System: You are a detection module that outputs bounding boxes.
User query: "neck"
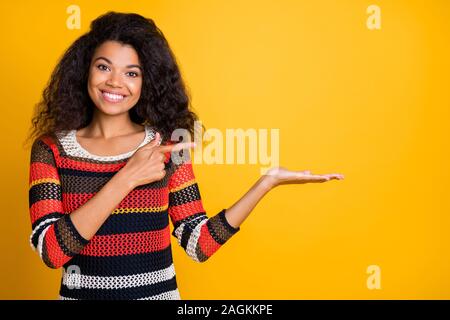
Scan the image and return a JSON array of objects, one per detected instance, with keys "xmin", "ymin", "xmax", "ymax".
[{"xmin": 82, "ymin": 111, "xmax": 142, "ymax": 139}]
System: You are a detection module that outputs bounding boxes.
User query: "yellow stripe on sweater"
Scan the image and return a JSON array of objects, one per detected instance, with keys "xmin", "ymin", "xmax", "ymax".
[
  {"xmin": 112, "ymin": 204, "xmax": 169, "ymax": 214},
  {"xmin": 30, "ymin": 178, "xmax": 60, "ymax": 187},
  {"xmin": 169, "ymin": 179, "xmax": 196, "ymax": 193}
]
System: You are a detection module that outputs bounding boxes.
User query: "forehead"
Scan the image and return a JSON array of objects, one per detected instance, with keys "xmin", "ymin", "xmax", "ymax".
[{"xmin": 92, "ymin": 41, "xmax": 140, "ymax": 65}]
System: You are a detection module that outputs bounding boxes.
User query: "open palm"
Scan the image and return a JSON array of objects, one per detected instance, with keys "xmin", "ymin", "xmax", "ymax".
[{"xmin": 265, "ymin": 166, "xmax": 344, "ymax": 187}]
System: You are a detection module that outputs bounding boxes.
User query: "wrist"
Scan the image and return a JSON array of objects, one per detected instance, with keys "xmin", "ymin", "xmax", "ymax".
[
  {"xmin": 258, "ymin": 174, "xmax": 276, "ymax": 193},
  {"xmin": 114, "ymin": 168, "xmax": 137, "ymax": 192}
]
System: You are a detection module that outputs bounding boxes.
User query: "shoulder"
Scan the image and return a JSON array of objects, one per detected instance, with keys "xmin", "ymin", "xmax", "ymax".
[{"xmin": 30, "ymin": 134, "xmax": 60, "ymax": 163}]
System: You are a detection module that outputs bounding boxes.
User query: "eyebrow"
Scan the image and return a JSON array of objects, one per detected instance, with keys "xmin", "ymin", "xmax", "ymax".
[{"xmin": 94, "ymin": 56, "xmax": 143, "ymax": 71}]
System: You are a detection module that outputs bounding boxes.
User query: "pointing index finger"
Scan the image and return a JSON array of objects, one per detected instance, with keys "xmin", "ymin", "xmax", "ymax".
[{"xmin": 157, "ymin": 142, "xmax": 196, "ymax": 153}]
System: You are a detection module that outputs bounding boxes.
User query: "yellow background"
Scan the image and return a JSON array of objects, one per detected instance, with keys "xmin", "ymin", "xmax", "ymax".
[{"xmin": 0, "ymin": 0, "xmax": 449, "ymax": 299}]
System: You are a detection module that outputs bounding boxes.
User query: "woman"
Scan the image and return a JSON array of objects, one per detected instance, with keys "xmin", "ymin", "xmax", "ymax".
[{"xmin": 27, "ymin": 11, "xmax": 344, "ymax": 300}]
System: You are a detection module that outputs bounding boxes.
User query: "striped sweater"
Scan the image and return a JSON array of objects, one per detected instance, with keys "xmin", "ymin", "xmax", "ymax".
[{"xmin": 28, "ymin": 125, "xmax": 240, "ymax": 300}]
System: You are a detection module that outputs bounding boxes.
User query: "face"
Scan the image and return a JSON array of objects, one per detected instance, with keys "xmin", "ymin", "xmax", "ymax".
[{"xmin": 87, "ymin": 40, "xmax": 143, "ymax": 116}]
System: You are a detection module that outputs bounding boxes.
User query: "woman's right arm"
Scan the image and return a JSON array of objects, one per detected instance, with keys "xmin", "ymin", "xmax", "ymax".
[
  {"xmin": 29, "ymin": 136, "xmax": 160, "ymax": 269},
  {"xmin": 71, "ymin": 133, "xmax": 194, "ymax": 240},
  {"xmin": 29, "ymin": 133, "xmax": 193, "ymax": 269},
  {"xmin": 68, "ymin": 167, "xmax": 136, "ymax": 240}
]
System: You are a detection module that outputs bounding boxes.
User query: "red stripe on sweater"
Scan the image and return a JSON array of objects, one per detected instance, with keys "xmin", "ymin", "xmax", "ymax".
[
  {"xmin": 29, "ymin": 162, "xmax": 59, "ymax": 182},
  {"xmin": 168, "ymin": 200, "xmax": 205, "ymax": 224},
  {"xmin": 40, "ymin": 136, "xmax": 125, "ymax": 173},
  {"xmin": 62, "ymin": 188, "xmax": 169, "ymax": 212},
  {"xmin": 79, "ymin": 226, "xmax": 171, "ymax": 257},
  {"xmin": 62, "ymin": 193, "xmax": 94, "ymax": 212},
  {"xmin": 197, "ymin": 223, "xmax": 221, "ymax": 257},
  {"xmin": 58, "ymin": 157, "xmax": 126, "ymax": 172},
  {"xmin": 30, "ymin": 199, "xmax": 63, "ymax": 223},
  {"xmin": 48, "ymin": 137, "xmax": 172, "ymax": 171},
  {"xmin": 168, "ymin": 162, "xmax": 195, "ymax": 190},
  {"xmin": 119, "ymin": 188, "xmax": 169, "ymax": 208}
]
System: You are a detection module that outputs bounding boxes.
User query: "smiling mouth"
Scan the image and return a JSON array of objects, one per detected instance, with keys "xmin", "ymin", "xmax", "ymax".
[{"xmin": 100, "ymin": 90, "xmax": 127, "ymax": 103}]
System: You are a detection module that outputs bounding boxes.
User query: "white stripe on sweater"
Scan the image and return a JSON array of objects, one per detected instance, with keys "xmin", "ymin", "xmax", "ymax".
[
  {"xmin": 61, "ymin": 263, "xmax": 177, "ymax": 290},
  {"xmin": 174, "ymin": 224, "xmax": 184, "ymax": 247},
  {"xmin": 37, "ymin": 225, "xmax": 52, "ymax": 258},
  {"xmin": 186, "ymin": 219, "xmax": 208, "ymax": 262},
  {"xmin": 173, "ymin": 215, "xmax": 208, "ymax": 262},
  {"xmin": 29, "ymin": 218, "xmax": 59, "ymax": 251}
]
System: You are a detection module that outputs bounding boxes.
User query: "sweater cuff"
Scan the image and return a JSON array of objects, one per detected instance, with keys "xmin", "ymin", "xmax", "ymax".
[
  {"xmin": 218, "ymin": 208, "xmax": 240, "ymax": 234},
  {"xmin": 54, "ymin": 214, "xmax": 90, "ymax": 257},
  {"xmin": 65, "ymin": 214, "xmax": 90, "ymax": 245},
  {"xmin": 205, "ymin": 209, "xmax": 240, "ymax": 247}
]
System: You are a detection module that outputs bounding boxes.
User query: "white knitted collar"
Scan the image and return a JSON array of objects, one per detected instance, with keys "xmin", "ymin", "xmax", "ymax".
[{"xmin": 56, "ymin": 125, "xmax": 156, "ymax": 161}]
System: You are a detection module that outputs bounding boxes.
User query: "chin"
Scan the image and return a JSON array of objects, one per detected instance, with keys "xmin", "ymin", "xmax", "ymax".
[{"xmin": 96, "ymin": 102, "xmax": 133, "ymax": 116}]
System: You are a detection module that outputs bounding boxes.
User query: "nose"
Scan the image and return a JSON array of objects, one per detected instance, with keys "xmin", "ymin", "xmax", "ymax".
[{"xmin": 105, "ymin": 71, "xmax": 123, "ymax": 88}]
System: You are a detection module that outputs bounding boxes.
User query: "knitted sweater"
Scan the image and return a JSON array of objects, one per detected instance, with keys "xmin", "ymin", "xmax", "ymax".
[{"xmin": 28, "ymin": 125, "xmax": 240, "ymax": 300}]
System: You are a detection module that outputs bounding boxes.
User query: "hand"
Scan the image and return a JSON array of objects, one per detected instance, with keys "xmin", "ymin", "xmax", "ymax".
[
  {"xmin": 263, "ymin": 166, "xmax": 344, "ymax": 189},
  {"xmin": 121, "ymin": 132, "xmax": 196, "ymax": 188}
]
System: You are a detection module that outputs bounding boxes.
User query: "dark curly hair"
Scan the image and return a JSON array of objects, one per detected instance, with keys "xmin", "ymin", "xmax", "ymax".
[{"xmin": 27, "ymin": 11, "xmax": 199, "ymax": 144}]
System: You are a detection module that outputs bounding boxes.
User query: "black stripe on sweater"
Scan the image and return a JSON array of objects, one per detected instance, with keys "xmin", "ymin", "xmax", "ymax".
[
  {"xmin": 95, "ymin": 211, "xmax": 169, "ymax": 235},
  {"xmin": 59, "ymin": 275, "xmax": 178, "ymax": 300},
  {"xmin": 168, "ymin": 183, "xmax": 201, "ymax": 206},
  {"xmin": 29, "ymin": 183, "xmax": 62, "ymax": 207},
  {"xmin": 63, "ymin": 246, "xmax": 174, "ymax": 277}
]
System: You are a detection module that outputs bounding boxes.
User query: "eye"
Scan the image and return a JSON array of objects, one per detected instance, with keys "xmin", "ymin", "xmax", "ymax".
[
  {"xmin": 97, "ymin": 64, "xmax": 110, "ymax": 71},
  {"xmin": 127, "ymin": 71, "xmax": 139, "ymax": 78}
]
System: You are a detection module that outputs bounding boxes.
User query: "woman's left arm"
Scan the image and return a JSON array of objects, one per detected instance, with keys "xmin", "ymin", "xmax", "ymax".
[
  {"xmin": 224, "ymin": 167, "xmax": 345, "ymax": 228},
  {"xmin": 168, "ymin": 160, "xmax": 344, "ymax": 263}
]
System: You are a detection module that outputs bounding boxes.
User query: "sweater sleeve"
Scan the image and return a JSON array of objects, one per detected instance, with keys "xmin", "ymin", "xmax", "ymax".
[
  {"xmin": 28, "ymin": 138, "xmax": 89, "ymax": 269},
  {"xmin": 168, "ymin": 157, "xmax": 240, "ymax": 263}
]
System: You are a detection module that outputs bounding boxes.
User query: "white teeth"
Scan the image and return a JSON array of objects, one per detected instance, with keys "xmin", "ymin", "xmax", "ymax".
[{"xmin": 102, "ymin": 91, "xmax": 124, "ymax": 100}]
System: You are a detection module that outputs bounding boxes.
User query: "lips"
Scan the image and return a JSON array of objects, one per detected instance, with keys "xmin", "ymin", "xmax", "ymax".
[{"xmin": 100, "ymin": 90, "xmax": 128, "ymax": 103}]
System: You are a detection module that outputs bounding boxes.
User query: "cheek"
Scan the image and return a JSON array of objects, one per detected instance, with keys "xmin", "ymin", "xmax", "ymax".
[
  {"xmin": 88, "ymin": 69, "xmax": 105, "ymax": 90},
  {"xmin": 129, "ymin": 80, "xmax": 143, "ymax": 98},
  {"xmin": 87, "ymin": 75, "xmax": 96, "ymax": 99}
]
